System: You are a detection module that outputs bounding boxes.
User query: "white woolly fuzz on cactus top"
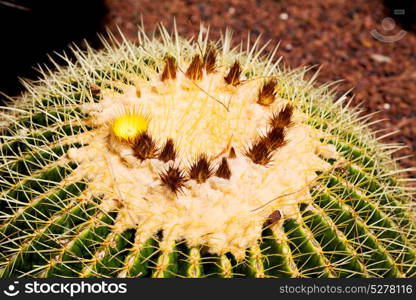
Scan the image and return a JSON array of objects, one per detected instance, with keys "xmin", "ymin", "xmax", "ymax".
[{"xmin": 66, "ymin": 56, "xmax": 338, "ymax": 260}]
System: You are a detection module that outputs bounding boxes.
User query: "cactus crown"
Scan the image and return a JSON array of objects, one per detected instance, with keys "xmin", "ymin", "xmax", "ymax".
[{"xmin": 0, "ymin": 25, "xmax": 415, "ymax": 278}]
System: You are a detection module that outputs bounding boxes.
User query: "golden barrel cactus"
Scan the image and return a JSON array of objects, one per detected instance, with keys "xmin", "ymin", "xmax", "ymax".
[{"xmin": 0, "ymin": 26, "xmax": 415, "ymax": 278}]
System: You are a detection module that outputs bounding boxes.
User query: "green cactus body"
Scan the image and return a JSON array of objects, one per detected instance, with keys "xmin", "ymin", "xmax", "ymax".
[{"xmin": 0, "ymin": 27, "xmax": 415, "ymax": 278}]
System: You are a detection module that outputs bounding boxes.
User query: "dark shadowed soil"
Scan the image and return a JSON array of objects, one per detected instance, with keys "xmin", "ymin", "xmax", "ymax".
[{"xmin": 0, "ymin": 0, "xmax": 107, "ymax": 96}]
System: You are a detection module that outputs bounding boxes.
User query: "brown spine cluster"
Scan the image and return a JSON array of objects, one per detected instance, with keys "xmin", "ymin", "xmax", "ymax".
[
  {"xmin": 158, "ymin": 138, "xmax": 176, "ymax": 162},
  {"xmin": 245, "ymin": 106, "xmax": 291, "ymax": 165},
  {"xmin": 264, "ymin": 126, "xmax": 286, "ymax": 150},
  {"xmin": 90, "ymin": 84, "xmax": 101, "ymax": 96},
  {"xmin": 269, "ymin": 104, "xmax": 294, "ymax": 128},
  {"xmin": 229, "ymin": 147, "xmax": 236, "ymax": 159},
  {"xmin": 133, "ymin": 132, "xmax": 158, "ymax": 161},
  {"xmin": 204, "ymin": 46, "xmax": 217, "ymax": 74},
  {"xmin": 186, "ymin": 55, "xmax": 204, "ymax": 81},
  {"xmin": 224, "ymin": 61, "xmax": 242, "ymax": 86},
  {"xmin": 161, "ymin": 56, "xmax": 177, "ymax": 81},
  {"xmin": 264, "ymin": 210, "xmax": 282, "ymax": 227},
  {"xmin": 159, "ymin": 165, "xmax": 187, "ymax": 195},
  {"xmin": 257, "ymin": 79, "xmax": 277, "ymax": 106},
  {"xmin": 244, "ymin": 140, "xmax": 274, "ymax": 166},
  {"xmin": 215, "ymin": 157, "xmax": 231, "ymax": 179},
  {"xmin": 188, "ymin": 154, "xmax": 214, "ymax": 183}
]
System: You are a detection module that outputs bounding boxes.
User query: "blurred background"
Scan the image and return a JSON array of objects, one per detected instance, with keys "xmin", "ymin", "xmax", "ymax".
[{"xmin": 0, "ymin": 0, "xmax": 415, "ymax": 182}]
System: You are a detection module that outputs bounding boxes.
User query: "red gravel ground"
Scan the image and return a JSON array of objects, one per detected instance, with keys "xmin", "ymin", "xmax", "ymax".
[{"xmin": 103, "ymin": 0, "xmax": 416, "ymax": 183}]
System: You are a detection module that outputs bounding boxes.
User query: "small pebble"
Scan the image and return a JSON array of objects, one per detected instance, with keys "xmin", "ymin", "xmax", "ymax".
[
  {"xmin": 280, "ymin": 12, "xmax": 289, "ymax": 20},
  {"xmin": 284, "ymin": 43, "xmax": 293, "ymax": 51},
  {"xmin": 370, "ymin": 53, "xmax": 391, "ymax": 63}
]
